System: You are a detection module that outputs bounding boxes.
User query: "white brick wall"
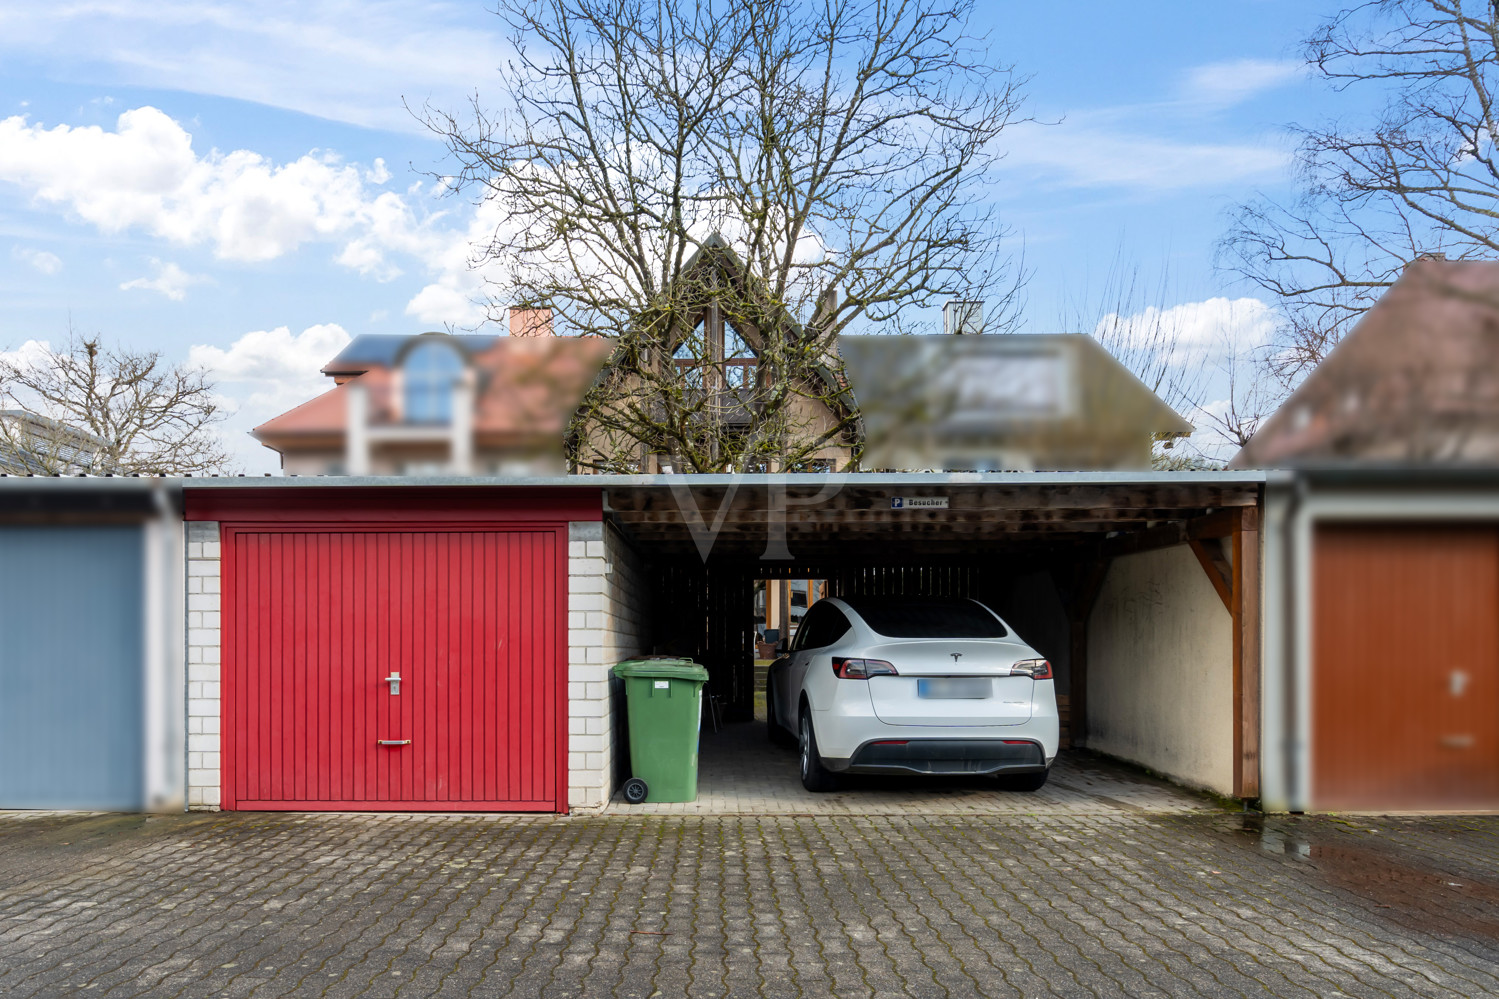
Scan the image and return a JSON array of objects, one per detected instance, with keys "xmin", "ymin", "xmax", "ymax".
[
  {"xmin": 184, "ymin": 520, "xmax": 222, "ymax": 810},
  {"xmin": 567, "ymin": 520, "xmax": 649, "ymax": 811}
]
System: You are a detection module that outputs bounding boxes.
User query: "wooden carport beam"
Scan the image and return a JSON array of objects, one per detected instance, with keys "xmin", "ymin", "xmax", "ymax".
[
  {"xmin": 1233, "ymin": 506, "xmax": 1262, "ymax": 800},
  {"xmin": 1186, "ymin": 507, "xmax": 1263, "ymax": 799},
  {"xmin": 1189, "ymin": 537, "xmax": 1233, "ymax": 612}
]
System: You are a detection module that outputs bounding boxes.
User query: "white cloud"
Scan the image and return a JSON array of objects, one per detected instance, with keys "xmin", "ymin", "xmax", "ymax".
[
  {"xmin": 402, "ymin": 197, "xmax": 510, "ymax": 327},
  {"xmin": 190, "ymin": 323, "xmax": 351, "ymax": 395},
  {"xmin": 1182, "ymin": 58, "xmax": 1303, "ymax": 107},
  {"xmin": 0, "ymin": 106, "xmax": 511, "ymax": 327},
  {"xmin": 0, "ymin": 107, "xmax": 404, "ymax": 263},
  {"xmin": 190, "ymin": 323, "xmax": 354, "ymax": 472},
  {"xmin": 11, "ymin": 246, "xmax": 61, "ymax": 274},
  {"xmin": 1000, "ymin": 58, "xmax": 1302, "ymax": 192},
  {"xmin": 1096, "ymin": 296, "xmax": 1279, "ymax": 366},
  {"xmin": 119, "ymin": 259, "xmax": 210, "ymax": 300},
  {"xmin": 0, "ymin": 339, "xmax": 55, "ymax": 371},
  {"xmin": 0, "ymin": 2, "xmax": 508, "ymax": 135},
  {"xmin": 1002, "ymin": 116, "xmax": 1290, "ymax": 191}
]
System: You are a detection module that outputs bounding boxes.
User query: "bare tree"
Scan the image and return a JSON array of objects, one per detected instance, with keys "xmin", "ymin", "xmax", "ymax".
[
  {"xmin": 1222, "ymin": 0, "xmax": 1499, "ymax": 386},
  {"xmin": 0, "ymin": 336, "xmax": 231, "ymax": 475},
  {"xmin": 1194, "ymin": 334, "xmax": 1279, "ymax": 459},
  {"xmin": 421, "ymin": 0, "xmax": 1027, "ymax": 472},
  {"xmin": 1063, "ymin": 250, "xmax": 1205, "ymax": 418},
  {"xmin": 1056, "ymin": 248, "xmax": 1221, "ymax": 465}
]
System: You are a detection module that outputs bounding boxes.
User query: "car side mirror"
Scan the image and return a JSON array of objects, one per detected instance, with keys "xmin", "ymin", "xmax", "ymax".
[{"xmin": 775, "ymin": 642, "xmax": 789, "ymax": 656}]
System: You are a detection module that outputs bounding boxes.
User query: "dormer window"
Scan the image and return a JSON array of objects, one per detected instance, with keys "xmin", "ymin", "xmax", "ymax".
[{"xmin": 403, "ymin": 339, "xmax": 464, "ymax": 423}]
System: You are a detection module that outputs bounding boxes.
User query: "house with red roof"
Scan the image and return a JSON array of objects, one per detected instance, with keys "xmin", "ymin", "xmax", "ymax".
[{"xmin": 252, "ymin": 311, "xmax": 612, "ymax": 476}]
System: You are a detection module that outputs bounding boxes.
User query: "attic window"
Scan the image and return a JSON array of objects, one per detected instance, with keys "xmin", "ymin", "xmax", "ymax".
[
  {"xmin": 673, "ymin": 321, "xmax": 757, "ymax": 390},
  {"xmin": 725, "ymin": 325, "xmax": 756, "ymax": 389},
  {"xmin": 404, "ymin": 340, "xmax": 463, "ymax": 423}
]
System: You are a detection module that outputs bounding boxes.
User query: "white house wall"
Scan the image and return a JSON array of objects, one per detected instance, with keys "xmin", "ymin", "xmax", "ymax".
[{"xmin": 1086, "ymin": 544, "xmax": 1235, "ymax": 796}]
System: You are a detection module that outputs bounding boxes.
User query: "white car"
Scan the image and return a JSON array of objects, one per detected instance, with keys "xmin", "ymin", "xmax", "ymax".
[{"xmin": 766, "ymin": 597, "xmax": 1059, "ymax": 792}]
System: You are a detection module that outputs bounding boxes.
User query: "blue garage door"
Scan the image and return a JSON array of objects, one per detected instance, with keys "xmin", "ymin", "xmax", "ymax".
[{"xmin": 0, "ymin": 526, "xmax": 144, "ymax": 809}]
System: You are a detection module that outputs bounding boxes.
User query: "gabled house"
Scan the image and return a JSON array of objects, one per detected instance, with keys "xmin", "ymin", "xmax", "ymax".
[
  {"xmin": 1231, "ymin": 257, "xmax": 1499, "ymax": 468},
  {"xmin": 570, "ymin": 234, "xmax": 856, "ymax": 473},
  {"xmin": 841, "ymin": 333, "xmax": 1193, "ymax": 471},
  {"xmin": 0, "ymin": 410, "xmax": 120, "ymax": 475},
  {"xmin": 253, "ymin": 316, "xmax": 612, "ymax": 476},
  {"xmin": 1241, "ymin": 259, "xmax": 1499, "ymax": 812}
]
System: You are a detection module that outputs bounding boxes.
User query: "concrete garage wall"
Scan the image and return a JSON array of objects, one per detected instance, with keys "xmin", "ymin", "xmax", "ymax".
[
  {"xmin": 567, "ymin": 521, "xmax": 650, "ymax": 811},
  {"xmin": 1086, "ymin": 544, "xmax": 1234, "ymax": 795}
]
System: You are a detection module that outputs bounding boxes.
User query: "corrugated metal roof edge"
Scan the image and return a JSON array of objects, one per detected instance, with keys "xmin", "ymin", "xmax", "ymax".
[
  {"xmin": 1262, "ymin": 462, "xmax": 1499, "ymax": 487},
  {"xmin": 0, "ymin": 469, "xmax": 1276, "ymax": 490}
]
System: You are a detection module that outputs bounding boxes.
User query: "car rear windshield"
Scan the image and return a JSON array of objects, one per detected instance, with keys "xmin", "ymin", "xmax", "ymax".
[{"xmin": 844, "ymin": 599, "xmax": 1008, "ymax": 638}]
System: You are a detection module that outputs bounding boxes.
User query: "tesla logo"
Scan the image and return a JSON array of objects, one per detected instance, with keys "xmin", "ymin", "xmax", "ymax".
[{"xmin": 950, "ymin": 652, "xmax": 963, "ymax": 663}]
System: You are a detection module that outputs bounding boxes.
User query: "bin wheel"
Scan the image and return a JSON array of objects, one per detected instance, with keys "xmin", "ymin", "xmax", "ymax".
[{"xmin": 623, "ymin": 778, "xmax": 649, "ymax": 804}]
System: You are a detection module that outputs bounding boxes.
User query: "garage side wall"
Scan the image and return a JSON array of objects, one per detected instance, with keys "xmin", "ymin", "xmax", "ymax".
[
  {"xmin": 1086, "ymin": 544, "xmax": 1234, "ymax": 795},
  {"xmin": 567, "ymin": 521, "xmax": 649, "ymax": 811},
  {"xmin": 184, "ymin": 520, "xmax": 222, "ymax": 810}
]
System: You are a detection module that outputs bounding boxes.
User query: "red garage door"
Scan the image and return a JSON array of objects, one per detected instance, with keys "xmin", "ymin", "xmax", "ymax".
[
  {"xmin": 222, "ymin": 526, "xmax": 565, "ymax": 811},
  {"xmin": 1313, "ymin": 525, "xmax": 1499, "ymax": 810}
]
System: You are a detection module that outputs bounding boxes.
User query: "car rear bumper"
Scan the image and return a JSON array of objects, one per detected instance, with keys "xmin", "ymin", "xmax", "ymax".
[{"xmin": 825, "ymin": 738, "xmax": 1048, "ymax": 776}]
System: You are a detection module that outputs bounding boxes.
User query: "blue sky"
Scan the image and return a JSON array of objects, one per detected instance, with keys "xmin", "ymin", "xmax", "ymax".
[{"xmin": 0, "ymin": 0, "xmax": 1345, "ymax": 472}]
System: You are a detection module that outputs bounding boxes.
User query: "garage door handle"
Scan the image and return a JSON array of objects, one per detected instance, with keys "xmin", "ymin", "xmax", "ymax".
[{"xmin": 377, "ymin": 739, "xmax": 411, "ymax": 746}]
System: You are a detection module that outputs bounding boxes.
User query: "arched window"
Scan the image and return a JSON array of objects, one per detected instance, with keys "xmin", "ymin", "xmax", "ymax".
[{"xmin": 403, "ymin": 340, "xmax": 464, "ymax": 423}]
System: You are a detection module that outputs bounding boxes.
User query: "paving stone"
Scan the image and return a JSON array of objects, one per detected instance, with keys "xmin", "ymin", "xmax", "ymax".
[
  {"xmin": 611, "ymin": 721, "xmax": 1216, "ymax": 815},
  {"xmin": 2, "ymin": 807, "xmax": 1499, "ymax": 997}
]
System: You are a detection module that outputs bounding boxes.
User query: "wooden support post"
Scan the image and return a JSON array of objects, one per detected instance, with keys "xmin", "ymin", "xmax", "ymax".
[{"xmin": 1232, "ymin": 506, "xmax": 1262, "ymax": 799}]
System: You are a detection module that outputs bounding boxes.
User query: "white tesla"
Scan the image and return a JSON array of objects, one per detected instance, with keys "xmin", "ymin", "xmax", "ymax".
[{"xmin": 765, "ymin": 597, "xmax": 1060, "ymax": 792}]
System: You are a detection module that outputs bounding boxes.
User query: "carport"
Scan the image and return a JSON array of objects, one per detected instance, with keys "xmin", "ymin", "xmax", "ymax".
[
  {"xmin": 598, "ymin": 471, "xmax": 1266, "ymax": 801},
  {"xmin": 176, "ymin": 470, "xmax": 1265, "ymax": 814}
]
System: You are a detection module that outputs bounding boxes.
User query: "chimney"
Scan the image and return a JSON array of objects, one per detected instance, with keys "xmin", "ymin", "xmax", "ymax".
[
  {"xmin": 1405, "ymin": 251, "xmax": 1448, "ymax": 271},
  {"xmin": 943, "ymin": 299, "xmax": 984, "ymax": 335},
  {"xmin": 814, "ymin": 286, "xmax": 838, "ymax": 329},
  {"xmin": 510, "ymin": 307, "xmax": 553, "ymax": 337}
]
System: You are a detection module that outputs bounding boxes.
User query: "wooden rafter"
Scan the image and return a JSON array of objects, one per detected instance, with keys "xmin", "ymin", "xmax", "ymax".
[{"xmin": 1189, "ymin": 537, "xmax": 1234, "ymax": 612}]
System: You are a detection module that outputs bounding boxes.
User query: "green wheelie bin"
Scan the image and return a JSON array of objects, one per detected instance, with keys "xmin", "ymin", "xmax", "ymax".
[{"xmin": 612, "ymin": 658, "xmax": 711, "ymax": 803}]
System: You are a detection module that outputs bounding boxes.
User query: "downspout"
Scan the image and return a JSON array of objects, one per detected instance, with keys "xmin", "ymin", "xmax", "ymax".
[
  {"xmin": 150, "ymin": 481, "xmax": 186, "ymax": 813},
  {"xmin": 1282, "ymin": 471, "xmax": 1309, "ymax": 812}
]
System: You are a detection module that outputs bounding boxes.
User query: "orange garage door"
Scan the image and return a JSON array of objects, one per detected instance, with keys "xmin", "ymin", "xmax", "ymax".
[
  {"xmin": 222, "ymin": 526, "xmax": 566, "ymax": 811},
  {"xmin": 1313, "ymin": 525, "xmax": 1499, "ymax": 810}
]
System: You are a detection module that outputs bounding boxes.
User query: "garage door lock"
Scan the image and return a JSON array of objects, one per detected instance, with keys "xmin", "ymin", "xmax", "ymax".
[{"xmin": 385, "ymin": 671, "xmax": 401, "ymax": 695}]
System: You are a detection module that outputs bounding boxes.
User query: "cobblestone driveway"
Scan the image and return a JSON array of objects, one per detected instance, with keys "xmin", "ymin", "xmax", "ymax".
[{"xmin": 2, "ymin": 810, "xmax": 1498, "ymax": 998}]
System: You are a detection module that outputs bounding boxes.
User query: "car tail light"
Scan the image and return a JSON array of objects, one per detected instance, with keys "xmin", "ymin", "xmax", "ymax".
[
  {"xmin": 1010, "ymin": 659, "xmax": 1052, "ymax": 680},
  {"xmin": 832, "ymin": 657, "xmax": 898, "ymax": 679}
]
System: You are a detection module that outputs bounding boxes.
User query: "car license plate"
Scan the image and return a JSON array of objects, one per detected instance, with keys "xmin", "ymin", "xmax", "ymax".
[{"xmin": 917, "ymin": 678, "xmax": 991, "ymax": 699}]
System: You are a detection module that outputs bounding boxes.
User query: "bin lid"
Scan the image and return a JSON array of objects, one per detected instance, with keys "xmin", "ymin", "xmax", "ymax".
[{"xmin": 612, "ymin": 657, "xmax": 710, "ymax": 682}]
